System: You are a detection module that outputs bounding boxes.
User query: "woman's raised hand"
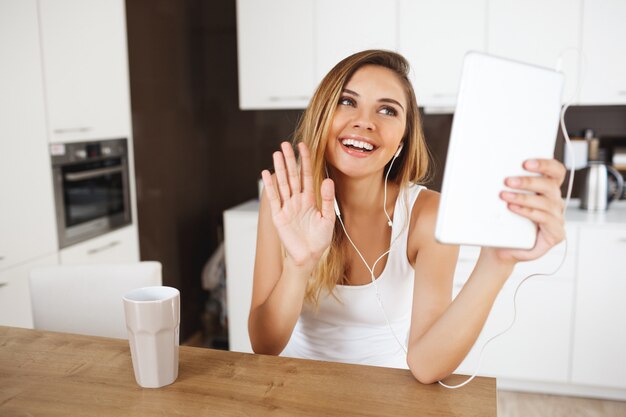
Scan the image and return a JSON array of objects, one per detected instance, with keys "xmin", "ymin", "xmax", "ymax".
[
  {"xmin": 261, "ymin": 142, "xmax": 336, "ymax": 270},
  {"xmin": 492, "ymin": 158, "xmax": 567, "ymax": 263}
]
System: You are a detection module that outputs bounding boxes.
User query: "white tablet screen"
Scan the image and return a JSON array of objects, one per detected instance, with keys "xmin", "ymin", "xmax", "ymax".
[{"xmin": 435, "ymin": 52, "xmax": 564, "ymax": 249}]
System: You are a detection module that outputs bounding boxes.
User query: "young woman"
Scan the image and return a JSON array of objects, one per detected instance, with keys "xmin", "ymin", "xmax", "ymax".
[{"xmin": 249, "ymin": 50, "xmax": 566, "ymax": 384}]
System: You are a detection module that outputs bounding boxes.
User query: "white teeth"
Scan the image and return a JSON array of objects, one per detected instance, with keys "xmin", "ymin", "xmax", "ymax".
[{"xmin": 341, "ymin": 138, "xmax": 374, "ymax": 151}]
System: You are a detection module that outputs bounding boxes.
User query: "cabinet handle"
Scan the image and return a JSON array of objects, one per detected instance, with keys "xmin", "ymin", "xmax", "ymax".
[
  {"xmin": 619, "ymin": 238, "xmax": 626, "ymax": 243},
  {"xmin": 87, "ymin": 240, "xmax": 120, "ymax": 255},
  {"xmin": 53, "ymin": 127, "xmax": 92, "ymax": 134},
  {"xmin": 0, "ymin": 256, "xmax": 4, "ymax": 261},
  {"xmin": 618, "ymin": 91, "xmax": 626, "ymax": 96},
  {"xmin": 268, "ymin": 96, "xmax": 310, "ymax": 102},
  {"xmin": 0, "ymin": 282, "xmax": 7, "ymax": 289}
]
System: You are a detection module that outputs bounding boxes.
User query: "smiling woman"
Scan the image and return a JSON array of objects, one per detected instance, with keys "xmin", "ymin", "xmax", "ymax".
[{"xmin": 248, "ymin": 50, "xmax": 567, "ymax": 385}]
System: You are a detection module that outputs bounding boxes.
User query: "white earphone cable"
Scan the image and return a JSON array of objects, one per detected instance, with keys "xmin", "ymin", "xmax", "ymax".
[
  {"xmin": 333, "ymin": 104, "xmax": 575, "ymax": 388},
  {"xmin": 333, "ymin": 153, "xmax": 409, "ymax": 354},
  {"xmin": 438, "ymin": 102, "xmax": 575, "ymax": 389},
  {"xmin": 335, "ymin": 214, "xmax": 409, "ymax": 355},
  {"xmin": 383, "ymin": 154, "xmax": 399, "ymax": 227}
]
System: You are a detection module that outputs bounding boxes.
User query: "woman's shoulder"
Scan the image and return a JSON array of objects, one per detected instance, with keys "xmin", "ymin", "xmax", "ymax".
[
  {"xmin": 405, "ymin": 183, "xmax": 439, "ymax": 217},
  {"xmin": 407, "ymin": 185, "xmax": 440, "ymax": 247}
]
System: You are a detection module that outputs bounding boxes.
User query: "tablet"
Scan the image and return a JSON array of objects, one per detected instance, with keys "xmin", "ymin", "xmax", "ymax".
[{"xmin": 435, "ymin": 52, "xmax": 564, "ymax": 249}]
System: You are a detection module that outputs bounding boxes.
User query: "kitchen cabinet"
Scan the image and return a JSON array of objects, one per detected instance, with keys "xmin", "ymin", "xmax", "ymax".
[
  {"xmin": 487, "ymin": 0, "xmax": 581, "ymax": 105},
  {"xmin": 223, "ymin": 201, "xmax": 259, "ymax": 353},
  {"xmin": 398, "ymin": 0, "xmax": 487, "ymax": 110},
  {"xmin": 315, "ymin": 0, "xmax": 397, "ymax": 81},
  {"xmin": 0, "ymin": 254, "xmax": 58, "ymax": 328},
  {"xmin": 236, "ymin": 0, "xmax": 397, "ymax": 110},
  {"xmin": 0, "ymin": 0, "xmax": 58, "ymax": 272},
  {"xmin": 236, "ymin": 0, "xmax": 315, "ymax": 110},
  {"xmin": 38, "ymin": 0, "xmax": 131, "ymax": 142},
  {"xmin": 59, "ymin": 225, "xmax": 140, "ymax": 265},
  {"xmin": 571, "ymin": 225, "xmax": 626, "ymax": 389},
  {"xmin": 578, "ymin": 0, "xmax": 626, "ymax": 104},
  {"xmin": 454, "ymin": 228, "xmax": 577, "ymax": 384},
  {"xmin": 238, "ymin": 0, "xmax": 626, "ymax": 109}
]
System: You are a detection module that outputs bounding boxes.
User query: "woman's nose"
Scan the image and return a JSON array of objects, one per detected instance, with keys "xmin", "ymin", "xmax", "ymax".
[{"xmin": 351, "ymin": 109, "xmax": 375, "ymax": 131}]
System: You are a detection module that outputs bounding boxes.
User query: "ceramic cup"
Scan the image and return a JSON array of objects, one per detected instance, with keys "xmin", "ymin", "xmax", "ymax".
[{"xmin": 123, "ymin": 286, "xmax": 180, "ymax": 388}]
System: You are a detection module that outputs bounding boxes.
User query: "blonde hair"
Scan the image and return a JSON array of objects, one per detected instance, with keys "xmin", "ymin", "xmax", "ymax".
[{"xmin": 293, "ymin": 50, "xmax": 431, "ymax": 305}]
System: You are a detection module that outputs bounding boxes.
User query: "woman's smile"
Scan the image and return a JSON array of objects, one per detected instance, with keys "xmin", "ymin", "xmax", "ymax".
[{"xmin": 339, "ymin": 134, "xmax": 378, "ymax": 158}]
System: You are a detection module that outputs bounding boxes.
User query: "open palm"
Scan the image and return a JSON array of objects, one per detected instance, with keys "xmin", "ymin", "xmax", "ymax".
[{"xmin": 261, "ymin": 142, "xmax": 336, "ymax": 269}]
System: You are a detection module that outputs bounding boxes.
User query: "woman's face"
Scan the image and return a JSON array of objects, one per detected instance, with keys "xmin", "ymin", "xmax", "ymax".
[{"xmin": 325, "ymin": 64, "xmax": 407, "ymax": 180}]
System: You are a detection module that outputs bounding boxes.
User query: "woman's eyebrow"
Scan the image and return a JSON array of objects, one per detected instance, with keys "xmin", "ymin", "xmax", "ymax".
[
  {"xmin": 380, "ymin": 98, "xmax": 405, "ymax": 112},
  {"xmin": 342, "ymin": 88, "xmax": 405, "ymax": 112}
]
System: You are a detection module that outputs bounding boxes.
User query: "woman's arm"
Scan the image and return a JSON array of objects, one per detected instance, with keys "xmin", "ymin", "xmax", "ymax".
[
  {"xmin": 248, "ymin": 142, "xmax": 336, "ymax": 355},
  {"xmin": 406, "ymin": 159, "xmax": 566, "ymax": 384}
]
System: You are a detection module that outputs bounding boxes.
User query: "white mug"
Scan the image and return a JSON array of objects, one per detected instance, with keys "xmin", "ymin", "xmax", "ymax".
[{"xmin": 123, "ymin": 286, "xmax": 180, "ymax": 388}]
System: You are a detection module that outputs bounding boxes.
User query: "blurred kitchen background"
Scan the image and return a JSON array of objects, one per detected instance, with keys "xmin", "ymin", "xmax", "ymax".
[
  {"xmin": 2, "ymin": 0, "xmax": 626, "ymax": 412},
  {"xmin": 124, "ymin": 0, "xmax": 626, "ymax": 343}
]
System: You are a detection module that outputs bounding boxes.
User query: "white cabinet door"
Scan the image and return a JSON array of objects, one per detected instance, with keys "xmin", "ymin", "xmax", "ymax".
[
  {"xmin": 59, "ymin": 226, "xmax": 139, "ymax": 265},
  {"xmin": 236, "ymin": 0, "xmax": 315, "ymax": 110},
  {"xmin": 398, "ymin": 0, "xmax": 487, "ymax": 110},
  {"xmin": 572, "ymin": 226, "xmax": 626, "ymax": 389},
  {"xmin": 454, "ymin": 229, "xmax": 577, "ymax": 383},
  {"xmin": 0, "ymin": 254, "xmax": 58, "ymax": 328},
  {"xmin": 0, "ymin": 0, "xmax": 58, "ymax": 272},
  {"xmin": 38, "ymin": 0, "xmax": 131, "ymax": 142},
  {"xmin": 578, "ymin": 0, "xmax": 626, "ymax": 104},
  {"xmin": 224, "ymin": 202, "xmax": 259, "ymax": 353},
  {"xmin": 487, "ymin": 0, "xmax": 581, "ymax": 104},
  {"xmin": 315, "ymin": 0, "xmax": 398, "ymax": 81}
]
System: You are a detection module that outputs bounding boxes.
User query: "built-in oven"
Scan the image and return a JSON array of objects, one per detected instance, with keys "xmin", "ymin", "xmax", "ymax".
[{"xmin": 51, "ymin": 138, "xmax": 132, "ymax": 248}]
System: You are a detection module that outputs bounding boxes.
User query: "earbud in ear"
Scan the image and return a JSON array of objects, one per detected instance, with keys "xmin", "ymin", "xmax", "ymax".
[{"xmin": 394, "ymin": 143, "xmax": 404, "ymax": 158}]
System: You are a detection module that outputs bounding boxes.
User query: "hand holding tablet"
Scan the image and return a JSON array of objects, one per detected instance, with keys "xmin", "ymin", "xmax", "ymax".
[{"xmin": 435, "ymin": 52, "xmax": 565, "ymax": 250}]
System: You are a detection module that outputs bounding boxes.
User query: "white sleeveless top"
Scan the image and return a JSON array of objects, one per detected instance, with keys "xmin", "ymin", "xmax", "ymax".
[{"xmin": 280, "ymin": 184, "xmax": 425, "ymax": 369}]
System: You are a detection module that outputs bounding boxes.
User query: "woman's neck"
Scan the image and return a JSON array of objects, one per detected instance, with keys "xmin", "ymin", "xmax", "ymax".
[{"xmin": 332, "ymin": 171, "xmax": 398, "ymax": 217}]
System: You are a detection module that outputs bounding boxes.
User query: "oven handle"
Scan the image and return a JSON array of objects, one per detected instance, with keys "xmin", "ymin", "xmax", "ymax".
[
  {"xmin": 87, "ymin": 240, "xmax": 120, "ymax": 255},
  {"xmin": 65, "ymin": 166, "xmax": 123, "ymax": 182}
]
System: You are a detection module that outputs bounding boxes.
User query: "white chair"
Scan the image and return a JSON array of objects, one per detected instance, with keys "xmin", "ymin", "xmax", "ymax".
[{"xmin": 29, "ymin": 261, "xmax": 162, "ymax": 339}]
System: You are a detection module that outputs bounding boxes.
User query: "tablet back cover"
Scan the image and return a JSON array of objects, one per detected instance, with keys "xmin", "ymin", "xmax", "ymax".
[{"xmin": 435, "ymin": 52, "xmax": 564, "ymax": 249}]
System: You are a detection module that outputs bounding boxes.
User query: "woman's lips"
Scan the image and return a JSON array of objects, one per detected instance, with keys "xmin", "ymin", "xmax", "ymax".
[{"xmin": 338, "ymin": 136, "xmax": 378, "ymax": 158}]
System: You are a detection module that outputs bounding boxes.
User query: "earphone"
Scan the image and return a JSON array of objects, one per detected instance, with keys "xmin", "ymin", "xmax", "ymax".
[
  {"xmin": 394, "ymin": 143, "xmax": 404, "ymax": 158},
  {"xmin": 384, "ymin": 143, "xmax": 403, "ymax": 226},
  {"xmin": 331, "ymin": 113, "xmax": 576, "ymax": 389}
]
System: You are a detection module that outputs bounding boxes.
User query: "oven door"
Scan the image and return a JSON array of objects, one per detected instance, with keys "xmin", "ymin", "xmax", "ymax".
[{"xmin": 54, "ymin": 157, "xmax": 132, "ymax": 248}]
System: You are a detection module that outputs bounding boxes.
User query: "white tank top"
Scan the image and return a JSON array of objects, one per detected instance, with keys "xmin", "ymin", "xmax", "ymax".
[{"xmin": 280, "ymin": 184, "xmax": 425, "ymax": 369}]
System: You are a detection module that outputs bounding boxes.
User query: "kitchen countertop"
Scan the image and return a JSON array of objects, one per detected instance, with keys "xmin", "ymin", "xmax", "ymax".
[
  {"xmin": 226, "ymin": 198, "xmax": 626, "ymax": 226},
  {"xmin": 563, "ymin": 199, "xmax": 626, "ymax": 225}
]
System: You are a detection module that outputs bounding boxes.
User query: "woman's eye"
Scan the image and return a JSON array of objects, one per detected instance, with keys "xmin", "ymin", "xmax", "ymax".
[
  {"xmin": 379, "ymin": 106, "xmax": 397, "ymax": 116},
  {"xmin": 339, "ymin": 97, "xmax": 355, "ymax": 106}
]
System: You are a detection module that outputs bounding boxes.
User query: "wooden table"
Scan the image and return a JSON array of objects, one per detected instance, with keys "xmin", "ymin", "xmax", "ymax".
[{"xmin": 0, "ymin": 326, "xmax": 496, "ymax": 416}]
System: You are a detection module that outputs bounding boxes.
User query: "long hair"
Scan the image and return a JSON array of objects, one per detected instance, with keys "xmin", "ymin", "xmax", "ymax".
[{"xmin": 293, "ymin": 50, "xmax": 431, "ymax": 305}]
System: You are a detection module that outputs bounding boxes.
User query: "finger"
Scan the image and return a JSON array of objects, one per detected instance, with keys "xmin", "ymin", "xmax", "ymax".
[
  {"xmin": 505, "ymin": 175, "xmax": 561, "ymax": 200},
  {"xmin": 523, "ymin": 159, "xmax": 567, "ymax": 185},
  {"xmin": 261, "ymin": 170, "xmax": 282, "ymax": 215},
  {"xmin": 507, "ymin": 203, "xmax": 565, "ymax": 243},
  {"xmin": 320, "ymin": 178, "xmax": 336, "ymax": 220},
  {"xmin": 500, "ymin": 191, "xmax": 565, "ymax": 217},
  {"xmin": 273, "ymin": 151, "xmax": 291, "ymax": 202},
  {"xmin": 281, "ymin": 141, "xmax": 301, "ymax": 194},
  {"xmin": 299, "ymin": 142, "xmax": 314, "ymax": 194}
]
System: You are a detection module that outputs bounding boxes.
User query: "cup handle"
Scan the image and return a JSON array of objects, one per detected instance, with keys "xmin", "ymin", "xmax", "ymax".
[{"xmin": 607, "ymin": 165, "xmax": 625, "ymax": 203}]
